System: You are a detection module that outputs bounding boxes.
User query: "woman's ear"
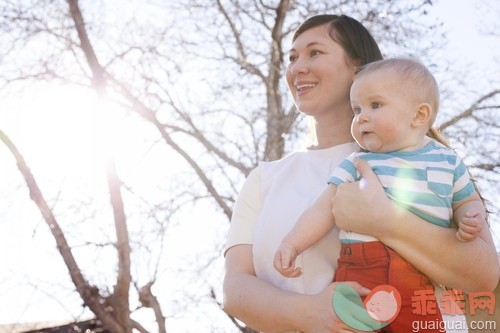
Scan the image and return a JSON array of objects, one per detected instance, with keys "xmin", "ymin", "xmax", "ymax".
[{"xmin": 412, "ymin": 103, "xmax": 432, "ymax": 127}]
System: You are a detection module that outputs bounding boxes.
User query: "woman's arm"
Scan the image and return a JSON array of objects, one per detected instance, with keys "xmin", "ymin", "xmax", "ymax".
[
  {"xmin": 223, "ymin": 244, "xmax": 371, "ymax": 333},
  {"xmin": 331, "ymin": 158, "xmax": 499, "ymax": 292}
]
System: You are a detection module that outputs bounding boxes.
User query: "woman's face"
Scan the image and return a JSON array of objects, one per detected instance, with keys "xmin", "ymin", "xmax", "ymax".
[{"xmin": 286, "ymin": 24, "xmax": 356, "ymax": 118}]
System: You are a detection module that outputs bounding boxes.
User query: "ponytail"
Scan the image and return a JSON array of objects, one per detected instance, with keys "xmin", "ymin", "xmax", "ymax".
[{"xmin": 426, "ymin": 127, "xmax": 450, "ymax": 147}]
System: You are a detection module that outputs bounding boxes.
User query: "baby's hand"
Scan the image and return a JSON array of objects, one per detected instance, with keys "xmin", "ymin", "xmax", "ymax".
[
  {"xmin": 273, "ymin": 242, "xmax": 302, "ymax": 278},
  {"xmin": 456, "ymin": 210, "xmax": 484, "ymax": 242}
]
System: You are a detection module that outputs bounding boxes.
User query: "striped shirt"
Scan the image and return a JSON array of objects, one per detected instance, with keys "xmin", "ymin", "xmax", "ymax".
[{"xmin": 328, "ymin": 140, "xmax": 475, "ymax": 243}]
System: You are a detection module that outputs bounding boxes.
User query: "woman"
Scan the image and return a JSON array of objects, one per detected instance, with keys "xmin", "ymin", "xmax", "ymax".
[{"xmin": 223, "ymin": 14, "xmax": 499, "ymax": 333}]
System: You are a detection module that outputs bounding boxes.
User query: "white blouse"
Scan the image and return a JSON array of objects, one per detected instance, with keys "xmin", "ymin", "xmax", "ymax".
[
  {"xmin": 226, "ymin": 142, "xmax": 358, "ymax": 294},
  {"xmin": 225, "ymin": 141, "xmax": 467, "ymax": 332}
]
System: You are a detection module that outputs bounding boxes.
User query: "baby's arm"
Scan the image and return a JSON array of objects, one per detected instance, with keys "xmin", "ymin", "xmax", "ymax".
[
  {"xmin": 453, "ymin": 191, "xmax": 486, "ymax": 242},
  {"xmin": 273, "ymin": 185, "xmax": 338, "ymax": 277}
]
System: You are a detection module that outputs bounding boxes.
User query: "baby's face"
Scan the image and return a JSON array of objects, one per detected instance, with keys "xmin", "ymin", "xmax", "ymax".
[{"xmin": 350, "ymin": 70, "xmax": 425, "ymax": 153}]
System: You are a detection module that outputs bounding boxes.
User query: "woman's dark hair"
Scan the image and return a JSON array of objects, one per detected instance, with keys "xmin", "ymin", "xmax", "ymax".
[{"xmin": 293, "ymin": 14, "xmax": 383, "ymax": 66}]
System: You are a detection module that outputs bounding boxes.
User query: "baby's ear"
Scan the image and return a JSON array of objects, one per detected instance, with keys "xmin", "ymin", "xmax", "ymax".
[{"xmin": 413, "ymin": 103, "xmax": 432, "ymax": 127}]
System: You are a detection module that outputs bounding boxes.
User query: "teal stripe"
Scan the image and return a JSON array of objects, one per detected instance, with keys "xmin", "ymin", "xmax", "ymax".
[
  {"xmin": 328, "ymin": 176, "xmax": 343, "ymax": 186},
  {"xmin": 337, "ymin": 159, "xmax": 357, "ymax": 175},
  {"xmin": 455, "ymin": 161, "xmax": 468, "ymax": 179},
  {"xmin": 403, "ymin": 204, "xmax": 451, "ymax": 228},
  {"xmin": 454, "ymin": 183, "xmax": 474, "ymax": 202},
  {"xmin": 372, "ymin": 166, "xmax": 427, "ymax": 180},
  {"xmin": 328, "ymin": 159, "xmax": 358, "ymax": 184},
  {"xmin": 340, "ymin": 239, "xmax": 364, "ymax": 244},
  {"xmin": 398, "ymin": 153, "xmax": 457, "ymax": 164},
  {"xmin": 360, "ymin": 151, "xmax": 457, "ymax": 164},
  {"xmin": 386, "ymin": 188, "xmax": 452, "ymax": 207},
  {"xmin": 428, "ymin": 182, "xmax": 453, "ymax": 196}
]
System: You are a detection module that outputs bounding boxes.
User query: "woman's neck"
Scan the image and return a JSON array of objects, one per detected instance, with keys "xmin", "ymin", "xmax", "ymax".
[{"xmin": 310, "ymin": 110, "xmax": 355, "ymax": 150}]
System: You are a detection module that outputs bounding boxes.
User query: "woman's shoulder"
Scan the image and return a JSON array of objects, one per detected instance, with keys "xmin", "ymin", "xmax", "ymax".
[
  {"xmin": 260, "ymin": 150, "xmax": 307, "ymax": 167},
  {"xmin": 258, "ymin": 142, "xmax": 359, "ymax": 179},
  {"xmin": 261, "ymin": 142, "xmax": 359, "ymax": 169}
]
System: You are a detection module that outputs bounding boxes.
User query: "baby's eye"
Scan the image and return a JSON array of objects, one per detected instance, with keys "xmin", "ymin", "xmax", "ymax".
[
  {"xmin": 371, "ymin": 102, "xmax": 382, "ymax": 109},
  {"xmin": 352, "ymin": 106, "xmax": 361, "ymax": 115}
]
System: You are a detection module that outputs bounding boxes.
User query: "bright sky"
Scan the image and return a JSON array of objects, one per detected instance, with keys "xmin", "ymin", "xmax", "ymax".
[
  {"xmin": 432, "ymin": 0, "xmax": 500, "ymax": 247},
  {"xmin": 0, "ymin": 0, "xmax": 499, "ymax": 331},
  {"xmin": 435, "ymin": 0, "xmax": 499, "ymax": 62}
]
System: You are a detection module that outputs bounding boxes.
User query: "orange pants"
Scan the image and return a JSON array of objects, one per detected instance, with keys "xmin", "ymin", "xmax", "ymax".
[{"xmin": 334, "ymin": 241, "xmax": 443, "ymax": 332}]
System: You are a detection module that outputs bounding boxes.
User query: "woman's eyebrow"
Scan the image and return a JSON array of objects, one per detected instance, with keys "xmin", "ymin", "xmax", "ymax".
[{"xmin": 289, "ymin": 41, "xmax": 324, "ymax": 53}]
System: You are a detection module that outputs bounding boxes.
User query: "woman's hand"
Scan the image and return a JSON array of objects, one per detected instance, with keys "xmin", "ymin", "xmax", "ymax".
[
  {"xmin": 332, "ymin": 158, "xmax": 393, "ymax": 238},
  {"xmin": 299, "ymin": 282, "xmax": 374, "ymax": 333}
]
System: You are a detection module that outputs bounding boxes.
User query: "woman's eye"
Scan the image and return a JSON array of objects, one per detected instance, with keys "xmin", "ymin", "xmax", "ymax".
[
  {"xmin": 310, "ymin": 50, "xmax": 322, "ymax": 56},
  {"xmin": 289, "ymin": 54, "xmax": 297, "ymax": 63}
]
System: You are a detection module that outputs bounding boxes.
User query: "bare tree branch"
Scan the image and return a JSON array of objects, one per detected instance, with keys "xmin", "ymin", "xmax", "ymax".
[
  {"xmin": 68, "ymin": 1, "xmax": 132, "ymax": 331},
  {"xmin": 439, "ymin": 89, "xmax": 500, "ymax": 130},
  {"xmin": 0, "ymin": 129, "xmax": 123, "ymax": 333},
  {"xmin": 138, "ymin": 282, "xmax": 167, "ymax": 333},
  {"xmin": 216, "ymin": 0, "xmax": 265, "ymax": 80},
  {"xmin": 106, "ymin": 74, "xmax": 234, "ymax": 219}
]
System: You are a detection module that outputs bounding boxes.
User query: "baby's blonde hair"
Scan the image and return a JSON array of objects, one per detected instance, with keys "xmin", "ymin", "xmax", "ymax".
[{"xmin": 355, "ymin": 57, "xmax": 440, "ymax": 125}]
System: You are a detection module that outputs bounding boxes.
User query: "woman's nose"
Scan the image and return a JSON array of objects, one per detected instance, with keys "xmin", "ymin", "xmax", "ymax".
[{"xmin": 289, "ymin": 58, "xmax": 309, "ymax": 75}]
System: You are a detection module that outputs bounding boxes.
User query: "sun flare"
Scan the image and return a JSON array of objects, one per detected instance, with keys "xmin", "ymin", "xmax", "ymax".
[{"xmin": 2, "ymin": 84, "xmax": 131, "ymax": 184}]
